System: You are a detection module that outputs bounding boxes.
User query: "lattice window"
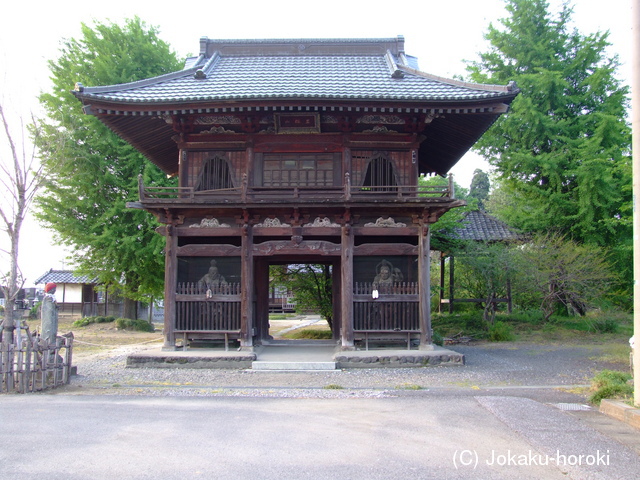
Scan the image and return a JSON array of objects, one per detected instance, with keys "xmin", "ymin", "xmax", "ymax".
[
  {"xmin": 362, "ymin": 153, "xmax": 399, "ymax": 191},
  {"xmin": 194, "ymin": 155, "xmax": 235, "ymax": 191},
  {"xmin": 261, "ymin": 153, "xmax": 336, "ymax": 187}
]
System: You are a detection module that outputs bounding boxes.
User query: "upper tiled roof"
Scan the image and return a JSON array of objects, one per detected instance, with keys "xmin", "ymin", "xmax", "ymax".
[
  {"xmin": 452, "ymin": 210, "xmax": 521, "ymax": 242},
  {"xmin": 74, "ymin": 37, "xmax": 517, "ymax": 107},
  {"xmin": 35, "ymin": 269, "xmax": 97, "ymax": 285}
]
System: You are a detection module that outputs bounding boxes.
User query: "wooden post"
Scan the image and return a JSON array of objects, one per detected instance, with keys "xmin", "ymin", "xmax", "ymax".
[
  {"xmin": 240, "ymin": 224, "xmax": 254, "ymax": 348},
  {"xmin": 163, "ymin": 223, "xmax": 178, "ymax": 348},
  {"xmin": 332, "ymin": 258, "xmax": 342, "ymax": 340},
  {"xmin": 439, "ymin": 253, "xmax": 445, "ymax": 313},
  {"xmin": 418, "ymin": 224, "xmax": 432, "ymax": 349},
  {"xmin": 340, "ymin": 223, "xmax": 354, "ymax": 348},
  {"xmin": 449, "ymin": 254, "xmax": 455, "ymax": 314},
  {"xmin": 254, "ymin": 259, "xmax": 269, "ymax": 341}
]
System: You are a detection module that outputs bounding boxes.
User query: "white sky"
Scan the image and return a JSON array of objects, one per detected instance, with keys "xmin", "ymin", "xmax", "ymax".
[{"xmin": 0, "ymin": 0, "xmax": 633, "ymax": 287}]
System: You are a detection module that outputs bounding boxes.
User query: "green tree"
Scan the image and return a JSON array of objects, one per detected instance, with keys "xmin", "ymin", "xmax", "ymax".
[
  {"xmin": 468, "ymin": 169, "xmax": 490, "ymax": 210},
  {"xmin": 270, "ymin": 264, "xmax": 333, "ymax": 330},
  {"xmin": 514, "ymin": 234, "xmax": 616, "ymax": 321},
  {"xmin": 451, "ymin": 241, "xmax": 514, "ymax": 323},
  {"xmin": 35, "ymin": 18, "xmax": 181, "ymax": 318},
  {"xmin": 467, "ymin": 0, "xmax": 631, "ymax": 251}
]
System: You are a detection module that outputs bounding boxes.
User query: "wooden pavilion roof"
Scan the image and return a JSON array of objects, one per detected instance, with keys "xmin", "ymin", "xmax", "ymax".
[{"xmin": 72, "ymin": 36, "xmax": 519, "ymax": 176}]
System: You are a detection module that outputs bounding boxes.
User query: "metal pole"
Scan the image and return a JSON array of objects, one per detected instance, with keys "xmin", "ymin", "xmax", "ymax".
[{"xmin": 632, "ymin": 0, "xmax": 640, "ymax": 406}]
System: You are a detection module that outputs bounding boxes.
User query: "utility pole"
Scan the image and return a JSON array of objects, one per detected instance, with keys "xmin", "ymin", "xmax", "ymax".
[{"xmin": 632, "ymin": 0, "xmax": 640, "ymax": 406}]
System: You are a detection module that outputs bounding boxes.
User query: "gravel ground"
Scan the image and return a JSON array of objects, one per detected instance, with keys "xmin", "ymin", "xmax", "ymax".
[{"xmin": 57, "ymin": 341, "xmax": 626, "ymax": 402}]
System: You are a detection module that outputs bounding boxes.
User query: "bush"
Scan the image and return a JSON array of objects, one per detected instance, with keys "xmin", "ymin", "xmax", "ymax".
[
  {"xmin": 488, "ymin": 321, "xmax": 515, "ymax": 342},
  {"xmin": 432, "ymin": 330, "xmax": 444, "ymax": 346},
  {"xmin": 114, "ymin": 317, "xmax": 155, "ymax": 332},
  {"xmin": 284, "ymin": 329, "xmax": 332, "ymax": 340},
  {"xmin": 72, "ymin": 315, "xmax": 117, "ymax": 327},
  {"xmin": 29, "ymin": 302, "xmax": 41, "ymax": 319},
  {"xmin": 589, "ymin": 370, "xmax": 633, "ymax": 405},
  {"xmin": 586, "ymin": 318, "xmax": 619, "ymax": 334}
]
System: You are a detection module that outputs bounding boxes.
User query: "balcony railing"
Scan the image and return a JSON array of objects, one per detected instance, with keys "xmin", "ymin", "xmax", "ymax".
[{"xmin": 137, "ymin": 174, "xmax": 454, "ymax": 204}]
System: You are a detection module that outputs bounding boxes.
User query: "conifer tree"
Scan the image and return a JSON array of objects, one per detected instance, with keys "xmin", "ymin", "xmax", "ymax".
[{"xmin": 467, "ymin": 0, "xmax": 631, "ymax": 249}]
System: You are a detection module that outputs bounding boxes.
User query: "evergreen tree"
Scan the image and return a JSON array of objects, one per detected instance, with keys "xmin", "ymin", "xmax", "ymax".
[
  {"xmin": 468, "ymin": 169, "xmax": 490, "ymax": 210},
  {"xmin": 467, "ymin": 0, "xmax": 631, "ymax": 250},
  {"xmin": 35, "ymin": 18, "xmax": 182, "ymax": 317}
]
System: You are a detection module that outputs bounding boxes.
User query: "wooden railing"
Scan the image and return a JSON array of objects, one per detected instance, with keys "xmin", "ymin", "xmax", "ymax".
[
  {"xmin": 175, "ymin": 282, "xmax": 241, "ymax": 332},
  {"xmin": 138, "ymin": 175, "xmax": 453, "ymax": 203},
  {"xmin": 353, "ymin": 282, "xmax": 419, "ymax": 332}
]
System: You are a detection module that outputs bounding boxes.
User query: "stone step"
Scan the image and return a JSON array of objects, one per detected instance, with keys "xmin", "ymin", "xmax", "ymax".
[{"xmin": 252, "ymin": 361, "xmax": 336, "ymax": 371}]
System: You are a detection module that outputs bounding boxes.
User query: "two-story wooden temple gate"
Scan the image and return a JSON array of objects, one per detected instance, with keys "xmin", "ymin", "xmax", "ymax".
[
  {"xmin": 72, "ymin": 36, "xmax": 518, "ymax": 351},
  {"xmin": 154, "ymin": 181, "xmax": 446, "ymax": 350}
]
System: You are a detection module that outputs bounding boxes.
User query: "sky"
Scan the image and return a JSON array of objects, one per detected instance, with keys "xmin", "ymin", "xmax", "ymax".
[{"xmin": 0, "ymin": 0, "xmax": 633, "ymax": 288}]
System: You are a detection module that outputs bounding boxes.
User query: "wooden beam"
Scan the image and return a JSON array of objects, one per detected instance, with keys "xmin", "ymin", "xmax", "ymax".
[
  {"xmin": 176, "ymin": 245, "xmax": 242, "ymax": 256},
  {"xmin": 354, "ymin": 243, "xmax": 418, "ymax": 256}
]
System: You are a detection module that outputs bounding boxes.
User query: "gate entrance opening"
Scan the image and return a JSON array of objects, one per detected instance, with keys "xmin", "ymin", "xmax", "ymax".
[{"xmin": 253, "ymin": 259, "xmax": 341, "ymax": 344}]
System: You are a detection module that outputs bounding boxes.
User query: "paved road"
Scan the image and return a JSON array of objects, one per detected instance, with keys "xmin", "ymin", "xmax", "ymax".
[{"xmin": 1, "ymin": 394, "xmax": 638, "ymax": 479}]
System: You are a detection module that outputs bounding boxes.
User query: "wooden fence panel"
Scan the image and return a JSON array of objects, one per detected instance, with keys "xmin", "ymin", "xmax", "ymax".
[
  {"xmin": 175, "ymin": 283, "xmax": 241, "ymax": 332},
  {"xmin": 353, "ymin": 282, "xmax": 419, "ymax": 332},
  {"xmin": 1, "ymin": 326, "xmax": 73, "ymax": 394}
]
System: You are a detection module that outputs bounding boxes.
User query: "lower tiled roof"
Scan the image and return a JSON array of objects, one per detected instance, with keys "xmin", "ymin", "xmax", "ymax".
[
  {"xmin": 452, "ymin": 210, "xmax": 521, "ymax": 242},
  {"xmin": 35, "ymin": 269, "xmax": 97, "ymax": 285}
]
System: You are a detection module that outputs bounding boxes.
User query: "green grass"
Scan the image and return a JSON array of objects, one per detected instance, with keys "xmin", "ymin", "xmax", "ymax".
[
  {"xmin": 589, "ymin": 369, "xmax": 633, "ymax": 405},
  {"xmin": 283, "ymin": 329, "xmax": 333, "ymax": 340},
  {"xmin": 431, "ymin": 309, "xmax": 633, "ymax": 345}
]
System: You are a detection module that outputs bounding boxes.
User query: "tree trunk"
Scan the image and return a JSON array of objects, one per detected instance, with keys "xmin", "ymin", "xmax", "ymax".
[{"xmin": 123, "ymin": 297, "xmax": 137, "ymax": 319}]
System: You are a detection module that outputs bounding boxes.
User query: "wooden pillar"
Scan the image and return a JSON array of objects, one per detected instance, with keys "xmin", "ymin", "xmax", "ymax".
[
  {"xmin": 340, "ymin": 223, "xmax": 354, "ymax": 348},
  {"xmin": 332, "ymin": 258, "xmax": 342, "ymax": 341},
  {"xmin": 449, "ymin": 254, "xmax": 455, "ymax": 314},
  {"xmin": 418, "ymin": 224, "xmax": 432, "ymax": 349},
  {"xmin": 439, "ymin": 253, "xmax": 446, "ymax": 314},
  {"xmin": 163, "ymin": 224, "xmax": 178, "ymax": 348},
  {"xmin": 240, "ymin": 224, "xmax": 254, "ymax": 349},
  {"xmin": 254, "ymin": 259, "xmax": 270, "ymax": 341}
]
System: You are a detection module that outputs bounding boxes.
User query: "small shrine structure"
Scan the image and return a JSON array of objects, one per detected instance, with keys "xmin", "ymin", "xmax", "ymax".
[{"xmin": 72, "ymin": 36, "xmax": 518, "ymax": 350}]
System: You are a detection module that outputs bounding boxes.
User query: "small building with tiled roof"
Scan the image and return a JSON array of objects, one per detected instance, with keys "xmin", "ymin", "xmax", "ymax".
[
  {"xmin": 73, "ymin": 36, "xmax": 518, "ymax": 351},
  {"xmin": 438, "ymin": 211, "xmax": 523, "ymax": 314},
  {"xmin": 35, "ymin": 269, "xmax": 98, "ymax": 316}
]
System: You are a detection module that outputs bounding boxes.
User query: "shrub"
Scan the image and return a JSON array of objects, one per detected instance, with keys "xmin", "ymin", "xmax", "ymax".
[
  {"xmin": 589, "ymin": 370, "xmax": 633, "ymax": 405},
  {"xmin": 488, "ymin": 321, "xmax": 515, "ymax": 342},
  {"xmin": 586, "ymin": 318, "xmax": 619, "ymax": 334},
  {"xmin": 29, "ymin": 302, "xmax": 41, "ymax": 319},
  {"xmin": 284, "ymin": 329, "xmax": 332, "ymax": 340},
  {"xmin": 72, "ymin": 315, "xmax": 117, "ymax": 327},
  {"xmin": 432, "ymin": 330, "xmax": 444, "ymax": 346},
  {"xmin": 114, "ymin": 317, "xmax": 155, "ymax": 332}
]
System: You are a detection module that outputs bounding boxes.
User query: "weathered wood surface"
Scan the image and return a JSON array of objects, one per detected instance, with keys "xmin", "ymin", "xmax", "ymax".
[{"xmin": 1, "ymin": 326, "xmax": 73, "ymax": 394}]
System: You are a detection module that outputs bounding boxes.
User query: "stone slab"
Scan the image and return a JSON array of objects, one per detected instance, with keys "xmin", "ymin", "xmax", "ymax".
[
  {"xmin": 126, "ymin": 347, "xmax": 255, "ymax": 369},
  {"xmin": 334, "ymin": 346, "xmax": 464, "ymax": 368},
  {"xmin": 125, "ymin": 344, "xmax": 463, "ymax": 369},
  {"xmin": 600, "ymin": 399, "xmax": 640, "ymax": 430},
  {"xmin": 252, "ymin": 361, "xmax": 337, "ymax": 371}
]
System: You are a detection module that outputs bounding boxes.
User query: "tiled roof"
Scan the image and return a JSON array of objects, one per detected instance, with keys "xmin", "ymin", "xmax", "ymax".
[
  {"xmin": 452, "ymin": 210, "xmax": 521, "ymax": 242},
  {"xmin": 74, "ymin": 38, "xmax": 517, "ymax": 106},
  {"xmin": 35, "ymin": 269, "xmax": 97, "ymax": 285}
]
